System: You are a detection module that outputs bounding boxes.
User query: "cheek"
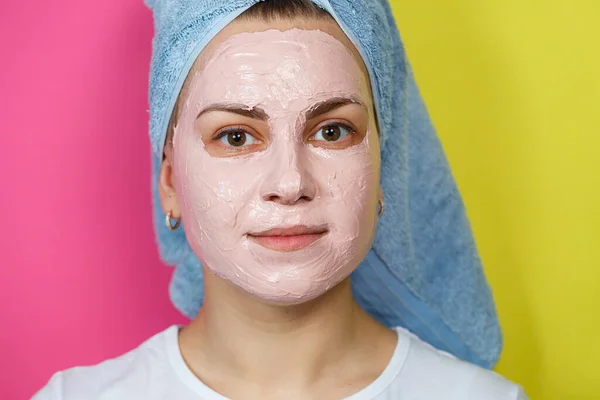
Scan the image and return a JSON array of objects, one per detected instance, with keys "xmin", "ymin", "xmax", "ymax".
[
  {"xmin": 316, "ymin": 144, "xmax": 380, "ymax": 230},
  {"xmin": 172, "ymin": 135, "xmax": 255, "ymax": 233}
]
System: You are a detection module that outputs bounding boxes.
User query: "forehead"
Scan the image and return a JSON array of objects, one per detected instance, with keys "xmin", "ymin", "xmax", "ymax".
[
  {"xmin": 196, "ymin": 17, "xmax": 369, "ymax": 77},
  {"xmin": 191, "ymin": 29, "xmax": 368, "ymax": 106},
  {"xmin": 182, "ymin": 19, "xmax": 372, "ymax": 108}
]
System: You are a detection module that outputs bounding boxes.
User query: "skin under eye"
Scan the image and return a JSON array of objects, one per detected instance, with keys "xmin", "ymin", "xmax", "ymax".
[
  {"xmin": 311, "ymin": 122, "xmax": 355, "ymax": 142},
  {"xmin": 214, "ymin": 128, "xmax": 259, "ymax": 148}
]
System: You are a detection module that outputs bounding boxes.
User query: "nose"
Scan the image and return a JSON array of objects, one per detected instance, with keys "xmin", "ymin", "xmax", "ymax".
[{"xmin": 260, "ymin": 152, "xmax": 317, "ymax": 205}]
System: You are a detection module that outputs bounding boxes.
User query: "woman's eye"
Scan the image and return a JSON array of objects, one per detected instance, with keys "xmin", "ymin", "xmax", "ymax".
[
  {"xmin": 312, "ymin": 123, "xmax": 353, "ymax": 142},
  {"xmin": 217, "ymin": 129, "xmax": 258, "ymax": 147}
]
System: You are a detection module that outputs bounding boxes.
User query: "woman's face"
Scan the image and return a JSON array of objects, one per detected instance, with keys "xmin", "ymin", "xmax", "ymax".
[{"xmin": 169, "ymin": 19, "xmax": 381, "ymax": 304}]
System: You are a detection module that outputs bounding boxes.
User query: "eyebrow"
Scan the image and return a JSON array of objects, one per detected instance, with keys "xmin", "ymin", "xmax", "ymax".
[
  {"xmin": 196, "ymin": 97, "xmax": 366, "ymax": 121},
  {"xmin": 197, "ymin": 103, "xmax": 269, "ymax": 121},
  {"xmin": 305, "ymin": 97, "xmax": 366, "ymax": 120}
]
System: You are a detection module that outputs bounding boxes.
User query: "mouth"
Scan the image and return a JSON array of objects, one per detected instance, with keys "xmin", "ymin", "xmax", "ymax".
[{"xmin": 247, "ymin": 225, "xmax": 329, "ymax": 252}]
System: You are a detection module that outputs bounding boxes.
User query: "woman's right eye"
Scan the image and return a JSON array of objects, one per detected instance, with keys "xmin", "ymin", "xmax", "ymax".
[{"xmin": 215, "ymin": 129, "xmax": 258, "ymax": 147}]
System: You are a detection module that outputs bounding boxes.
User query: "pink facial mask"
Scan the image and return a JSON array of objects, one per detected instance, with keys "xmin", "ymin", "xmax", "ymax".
[{"xmin": 172, "ymin": 29, "xmax": 381, "ymax": 303}]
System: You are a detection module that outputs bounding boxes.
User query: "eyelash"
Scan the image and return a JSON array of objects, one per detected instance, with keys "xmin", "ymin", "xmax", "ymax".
[
  {"xmin": 211, "ymin": 126, "xmax": 256, "ymax": 147},
  {"xmin": 214, "ymin": 126, "xmax": 250, "ymax": 139},
  {"xmin": 313, "ymin": 121, "xmax": 357, "ymax": 141}
]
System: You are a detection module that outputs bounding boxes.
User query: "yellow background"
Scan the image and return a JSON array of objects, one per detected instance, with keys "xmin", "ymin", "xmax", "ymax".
[{"xmin": 388, "ymin": 0, "xmax": 600, "ymax": 398}]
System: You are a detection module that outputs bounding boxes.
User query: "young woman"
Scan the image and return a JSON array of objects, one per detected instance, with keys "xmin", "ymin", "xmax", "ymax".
[{"xmin": 33, "ymin": 0, "xmax": 528, "ymax": 399}]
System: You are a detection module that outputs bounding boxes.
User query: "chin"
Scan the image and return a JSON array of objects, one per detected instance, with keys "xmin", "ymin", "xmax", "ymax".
[{"xmin": 237, "ymin": 273, "xmax": 350, "ymax": 306}]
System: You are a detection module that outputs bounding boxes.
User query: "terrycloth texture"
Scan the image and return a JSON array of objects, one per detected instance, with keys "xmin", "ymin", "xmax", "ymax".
[{"xmin": 145, "ymin": 0, "xmax": 503, "ymax": 368}]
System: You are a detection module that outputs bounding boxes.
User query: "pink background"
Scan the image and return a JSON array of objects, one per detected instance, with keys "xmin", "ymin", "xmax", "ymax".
[{"xmin": 0, "ymin": 2, "xmax": 188, "ymax": 398}]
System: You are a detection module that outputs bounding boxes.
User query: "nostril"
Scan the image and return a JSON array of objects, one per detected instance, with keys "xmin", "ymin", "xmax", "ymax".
[
  {"xmin": 266, "ymin": 193, "xmax": 312, "ymax": 205},
  {"xmin": 266, "ymin": 194, "xmax": 280, "ymax": 203}
]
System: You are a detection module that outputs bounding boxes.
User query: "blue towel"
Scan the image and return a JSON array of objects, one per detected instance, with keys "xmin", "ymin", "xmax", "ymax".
[{"xmin": 145, "ymin": 0, "xmax": 502, "ymax": 368}]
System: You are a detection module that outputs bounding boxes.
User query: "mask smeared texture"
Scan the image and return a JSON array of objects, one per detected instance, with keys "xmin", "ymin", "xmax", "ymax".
[
  {"xmin": 173, "ymin": 29, "xmax": 380, "ymax": 302},
  {"xmin": 145, "ymin": 0, "xmax": 503, "ymax": 369}
]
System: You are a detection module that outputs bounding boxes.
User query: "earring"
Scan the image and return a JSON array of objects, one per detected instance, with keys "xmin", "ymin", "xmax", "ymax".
[
  {"xmin": 378, "ymin": 198, "xmax": 385, "ymax": 217},
  {"xmin": 165, "ymin": 211, "xmax": 181, "ymax": 231}
]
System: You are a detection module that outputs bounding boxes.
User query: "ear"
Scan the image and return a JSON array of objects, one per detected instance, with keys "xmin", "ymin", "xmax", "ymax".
[{"xmin": 158, "ymin": 151, "xmax": 181, "ymax": 219}]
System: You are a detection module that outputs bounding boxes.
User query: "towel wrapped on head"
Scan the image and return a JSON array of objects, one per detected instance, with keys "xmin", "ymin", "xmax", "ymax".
[{"xmin": 145, "ymin": 0, "xmax": 503, "ymax": 368}]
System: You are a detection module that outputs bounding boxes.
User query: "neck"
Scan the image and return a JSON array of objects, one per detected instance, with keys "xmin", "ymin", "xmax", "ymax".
[{"xmin": 178, "ymin": 268, "xmax": 387, "ymax": 392}]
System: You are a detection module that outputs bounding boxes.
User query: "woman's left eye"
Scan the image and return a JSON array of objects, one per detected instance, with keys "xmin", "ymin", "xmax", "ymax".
[{"xmin": 312, "ymin": 123, "xmax": 353, "ymax": 142}]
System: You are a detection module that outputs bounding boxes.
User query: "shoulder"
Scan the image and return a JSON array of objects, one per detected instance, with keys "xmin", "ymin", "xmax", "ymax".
[
  {"xmin": 31, "ymin": 326, "xmax": 176, "ymax": 400},
  {"xmin": 389, "ymin": 327, "xmax": 528, "ymax": 400}
]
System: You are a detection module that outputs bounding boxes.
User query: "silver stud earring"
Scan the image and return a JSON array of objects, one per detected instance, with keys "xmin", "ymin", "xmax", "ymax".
[
  {"xmin": 165, "ymin": 211, "xmax": 181, "ymax": 231},
  {"xmin": 378, "ymin": 198, "xmax": 385, "ymax": 217}
]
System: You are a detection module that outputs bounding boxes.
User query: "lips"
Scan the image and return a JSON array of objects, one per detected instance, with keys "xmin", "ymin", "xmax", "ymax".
[{"xmin": 247, "ymin": 225, "xmax": 329, "ymax": 252}]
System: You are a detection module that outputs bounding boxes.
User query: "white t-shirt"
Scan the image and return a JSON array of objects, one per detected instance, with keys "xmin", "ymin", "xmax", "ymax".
[{"xmin": 32, "ymin": 325, "xmax": 528, "ymax": 400}]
